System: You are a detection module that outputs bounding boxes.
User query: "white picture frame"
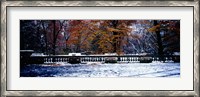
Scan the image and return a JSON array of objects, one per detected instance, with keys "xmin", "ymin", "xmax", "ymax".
[{"xmin": 1, "ymin": 0, "xmax": 199, "ymax": 97}]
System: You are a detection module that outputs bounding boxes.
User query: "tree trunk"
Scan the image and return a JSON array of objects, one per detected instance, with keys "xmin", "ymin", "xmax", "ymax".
[
  {"xmin": 41, "ymin": 21, "xmax": 48, "ymax": 55},
  {"xmin": 53, "ymin": 20, "xmax": 56, "ymax": 55},
  {"xmin": 112, "ymin": 20, "xmax": 119, "ymax": 54},
  {"xmin": 154, "ymin": 20, "xmax": 164, "ymax": 61}
]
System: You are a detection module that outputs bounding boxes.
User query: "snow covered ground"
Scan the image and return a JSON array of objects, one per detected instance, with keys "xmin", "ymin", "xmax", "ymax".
[{"xmin": 20, "ymin": 62, "xmax": 180, "ymax": 77}]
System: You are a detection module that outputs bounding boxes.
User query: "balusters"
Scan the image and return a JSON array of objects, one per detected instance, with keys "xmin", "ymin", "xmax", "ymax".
[
  {"xmin": 44, "ymin": 58, "xmax": 47, "ymax": 63},
  {"xmin": 153, "ymin": 57, "xmax": 157, "ymax": 62},
  {"xmin": 85, "ymin": 57, "xmax": 87, "ymax": 62},
  {"xmin": 124, "ymin": 57, "xmax": 126, "ymax": 62},
  {"xmin": 134, "ymin": 57, "xmax": 137, "ymax": 62},
  {"xmin": 56, "ymin": 58, "xmax": 58, "ymax": 62},
  {"xmin": 49, "ymin": 58, "xmax": 52, "ymax": 63},
  {"xmin": 129, "ymin": 57, "xmax": 132, "ymax": 62},
  {"xmin": 130, "ymin": 57, "xmax": 133, "ymax": 62},
  {"xmin": 48, "ymin": 58, "xmax": 50, "ymax": 63},
  {"xmin": 81, "ymin": 57, "xmax": 83, "ymax": 62},
  {"xmin": 132, "ymin": 57, "xmax": 135, "ymax": 62},
  {"xmin": 66, "ymin": 58, "xmax": 69, "ymax": 62},
  {"xmin": 55, "ymin": 58, "xmax": 58, "ymax": 62},
  {"xmin": 102, "ymin": 57, "xmax": 104, "ymax": 62},
  {"xmin": 128, "ymin": 57, "xmax": 130, "ymax": 62},
  {"xmin": 92, "ymin": 57, "xmax": 94, "ymax": 62},
  {"xmin": 83, "ymin": 57, "xmax": 86, "ymax": 62},
  {"xmin": 88, "ymin": 57, "xmax": 91, "ymax": 62},
  {"xmin": 153, "ymin": 57, "xmax": 159, "ymax": 62},
  {"xmin": 91, "ymin": 57, "xmax": 93, "ymax": 62},
  {"xmin": 86, "ymin": 57, "xmax": 89, "ymax": 62},
  {"xmin": 58, "ymin": 58, "xmax": 60, "ymax": 62},
  {"xmin": 31, "ymin": 55, "xmax": 180, "ymax": 65},
  {"xmin": 86, "ymin": 57, "xmax": 88, "ymax": 62},
  {"xmin": 121, "ymin": 57, "xmax": 123, "ymax": 62},
  {"xmin": 131, "ymin": 57, "xmax": 134, "ymax": 62},
  {"xmin": 84, "ymin": 57, "xmax": 86, "ymax": 62},
  {"xmin": 165, "ymin": 57, "xmax": 168, "ymax": 62},
  {"xmin": 43, "ymin": 57, "xmax": 71, "ymax": 63},
  {"xmin": 48, "ymin": 58, "xmax": 51, "ymax": 63},
  {"xmin": 136, "ymin": 57, "xmax": 138, "ymax": 62},
  {"xmin": 164, "ymin": 57, "xmax": 174, "ymax": 63},
  {"xmin": 153, "ymin": 57, "xmax": 158, "ymax": 62},
  {"xmin": 97, "ymin": 57, "xmax": 99, "ymax": 61},
  {"xmin": 44, "ymin": 58, "xmax": 46, "ymax": 63},
  {"xmin": 127, "ymin": 57, "xmax": 130, "ymax": 62}
]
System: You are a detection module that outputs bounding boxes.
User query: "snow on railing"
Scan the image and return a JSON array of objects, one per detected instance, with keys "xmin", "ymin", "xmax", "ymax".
[{"xmin": 26, "ymin": 54, "xmax": 179, "ymax": 64}]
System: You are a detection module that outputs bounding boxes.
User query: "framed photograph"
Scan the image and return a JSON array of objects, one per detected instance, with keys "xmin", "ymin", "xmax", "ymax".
[{"xmin": 1, "ymin": 0, "xmax": 199, "ymax": 97}]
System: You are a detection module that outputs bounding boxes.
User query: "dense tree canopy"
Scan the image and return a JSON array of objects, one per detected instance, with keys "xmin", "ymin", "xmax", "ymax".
[{"xmin": 20, "ymin": 20, "xmax": 180, "ymax": 55}]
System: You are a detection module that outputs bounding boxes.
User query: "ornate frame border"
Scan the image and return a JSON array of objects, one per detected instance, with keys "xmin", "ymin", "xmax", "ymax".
[{"xmin": 1, "ymin": 1, "xmax": 199, "ymax": 97}]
